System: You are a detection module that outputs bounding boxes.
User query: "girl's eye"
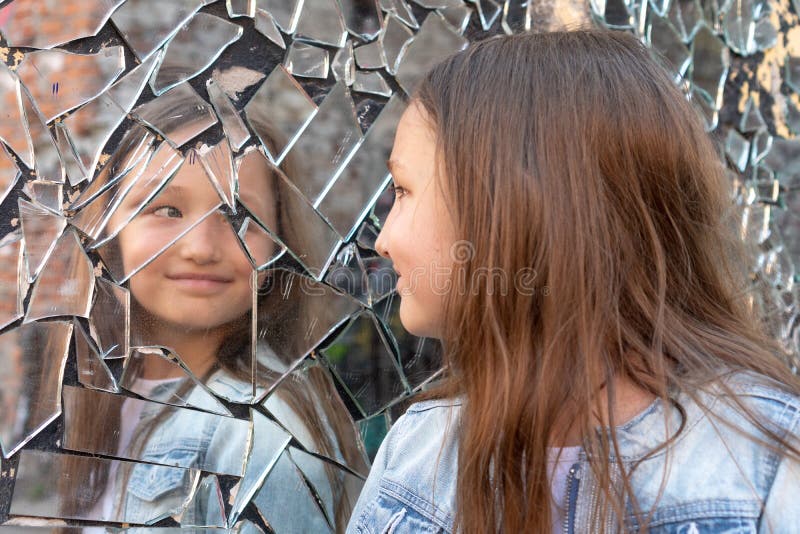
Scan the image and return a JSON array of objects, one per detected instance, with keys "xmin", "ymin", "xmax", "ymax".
[
  {"xmin": 389, "ymin": 184, "xmax": 407, "ymax": 199},
  {"xmin": 152, "ymin": 205, "xmax": 183, "ymax": 218}
]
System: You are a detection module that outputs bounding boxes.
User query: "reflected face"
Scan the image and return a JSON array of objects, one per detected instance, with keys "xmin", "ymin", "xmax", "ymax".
[
  {"xmin": 375, "ymin": 103, "xmax": 456, "ymax": 339},
  {"xmin": 109, "ymin": 150, "xmax": 276, "ymax": 334}
]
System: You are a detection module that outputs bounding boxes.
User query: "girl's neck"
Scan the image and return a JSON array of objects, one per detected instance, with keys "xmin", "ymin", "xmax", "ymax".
[
  {"xmin": 137, "ymin": 325, "xmax": 227, "ymax": 380},
  {"xmin": 551, "ymin": 374, "xmax": 657, "ymax": 448}
]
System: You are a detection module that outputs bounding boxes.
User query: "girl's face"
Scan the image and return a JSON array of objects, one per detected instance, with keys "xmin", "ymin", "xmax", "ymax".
[
  {"xmin": 110, "ymin": 149, "xmax": 276, "ymax": 335},
  {"xmin": 375, "ymin": 103, "xmax": 457, "ymax": 339}
]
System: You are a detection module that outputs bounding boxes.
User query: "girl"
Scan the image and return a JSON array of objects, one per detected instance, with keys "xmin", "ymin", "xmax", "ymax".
[
  {"xmin": 59, "ymin": 125, "xmax": 368, "ymax": 531},
  {"xmin": 348, "ymin": 30, "xmax": 800, "ymax": 533}
]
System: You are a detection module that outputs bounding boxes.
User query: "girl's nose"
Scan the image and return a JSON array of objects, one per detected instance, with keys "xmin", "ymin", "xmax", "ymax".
[{"xmin": 178, "ymin": 213, "xmax": 225, "ymax": 264}]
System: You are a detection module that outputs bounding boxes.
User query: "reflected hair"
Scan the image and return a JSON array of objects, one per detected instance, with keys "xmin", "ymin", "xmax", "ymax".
[{"xmin": 413, "ymin": 29, "xmax": 800, "ymax": 532}]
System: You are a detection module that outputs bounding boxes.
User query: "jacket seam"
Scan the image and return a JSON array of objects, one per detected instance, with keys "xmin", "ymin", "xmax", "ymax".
[{"xmin": 379, "ymin": 478, "xmax": 452, "ymax": 532}]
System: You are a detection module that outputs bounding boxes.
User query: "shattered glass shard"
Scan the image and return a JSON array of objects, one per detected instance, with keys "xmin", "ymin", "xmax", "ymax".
[
  {"xmin": 254, "ymin": 7, "xmax": 287, "ymax": 48},
  {"xmin": 150, "ymin": 13, "xmax": 243, "ymax": 96},
  {"xmin": 0, "ymin": 233, "xmax": 26, "ymax": 330},
  {"xmin": 354, "ymin": 40, "xmax": 385, "ymax": 69},
  {"xmin": 0, "ymin": 64, "xmax": 34, "ymax": 168},
  {"xmin": 284, "ymin": 41, "xmax": 330, "ymax": 79},
  {"xmin": 318, "ymin": 94, "xmax": 406, "ymax": 238},
  {"xmin": 691, "ymin": 25, "xmax": 730, "ymax": 111},
  {"xmin": 353, "ymin": 70, "xmax": 392, "ymax": 97},
  {"xmin": 395, "ymin": 12, "xmax": 468, "ymax": 94},
  {"xmin": 121, "ymin": 348, "xmax": 233, "ymax": 416},
  {"xmin": 132, "ymin": 82, "xmax": 218, "ymax": 148},
  {"xmin": 332, "ymin": 41, "xmax": 356, "ymax": 86},
  {"xmin": 73, "ymin": 320, "xmax": 119, "ymax": 393},
  {"xmin": 340, "ymin": 0, "xmax": 384, "ymax": 40},
  {"xmin": 112, "ymin": 0, "xmax": 206, "ymax": 61},
  {"xmin": 243, "ymin": 65, "xmax": 317, "ymax": 164},
  {"xmin": 257, "ymin": 0, "xmax": 304, "ymax": 33},
  {"xmin": 25, "ymin": 229, "xmax": 94, "ymax": 322},
  {"xmin": 63, "ymin": 52, "xmax": 161, "ymax": 185},
  {"xmin": 0, "ymin": 321, "xmax": 72, "ymax": 458},
  {"xmin": 228, "ymin": 409, "xmax": 292, "ymax": 525},
  {"xmin": 0, "ymin": 0, "xmax": 127, "ymax": 49},
  {"xmin": 280, "ymin": 81, "xmax": 363, "ymax": 203},
  {"xmin": 19, "ymin": 197, "xmax": 67, "ymax": 282},
  {"xmin": 16, "ymin": 46, "xmax": 126, "ymax": 122},
  {"xmin": 294, "ymin": 0, "xmax": 348, "ymax": 47},
  {"xmin": 207, "ymin": 78, "xmax": 252, "ymax": 152},
  {"xmin": 0, "ymin": 143, "xmax": 20, "ymax": 207}
]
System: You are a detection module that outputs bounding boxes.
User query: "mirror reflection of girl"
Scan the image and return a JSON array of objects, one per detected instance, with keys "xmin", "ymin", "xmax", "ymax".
[
  {"xmin": 348, "ymin": 30, "xmax": 800, "ymax": 533},
  {"xmin": 63, "ymin": 130, "xmax": 367, "ymax": 530}
]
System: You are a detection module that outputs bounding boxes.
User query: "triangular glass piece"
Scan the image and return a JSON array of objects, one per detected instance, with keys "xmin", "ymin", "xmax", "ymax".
[
  {"xmin": 0, "ymin": 0, "xmax": 126, "ymax": 49},
  {"xmin": 121, "ymin": 347, "xmax": 233, "ymax": 416},
  {"xmin": 321, "ymin": 311, "xmax": 406, "ymax": 417},
  {"xmin": 332, "ymin": 41, "xmax": 356, "ymax": 86},
  {"xmin": 111, "ymin": 0, "xmax": 206, "ymax": 61},
  {"xmin": 251, "ymin": 449, "xmax": 333, "ymax": 533},
  {"xmin": 0, "ymin": 143, "xmax": 21, "ymax": 209},
  {"xmin": 325, "ymin": 242, "xmax": 369, "ymax": 304},
  {"xmin": 255, "ymin": 269, "xmax": 362, "ymax": 390},
  {"xmin": 295, "ymin": 0, "xmax": 347, "ymax": 47},
  {"xmin": 206, "ymin": 78, "xmax": 251, "ymax": 152},
  {"xmin": 178, "ymin": 474, "xmax": 227, "ymax": 527},
  {"xmin": 353, "ymin": 70, "xmax": 392, "ymax": 97},
  {"xmin": 20, "ymin": 84, "xmax": 64, "ymax": 183},
  {"xmin": 25, "ymin": 229, "xmax": 95, "ymax": 322},
  {"xmin": 237, "ymin": 147, "xmax": 342, "ymax": 278},
  {"xmin": 228, "ymin": 409, "xmax": 292, "ymax": 525},
  {"xmin": 132, "ymin": 83, "xmax": 218, "ymax": 148},
  {"xmin": 244, "ymin": 65, "xmax": 317, "ymax": 164},
  {"xmin": 0, "ymin": 232, "xmax": 26, "ymax": 330},
  {"xmin": 150, "ymin": 13, "xmax": 243, "ymax": 96},
  {"xmin": 63, "ymin": 52, "xmax": 161, "ymax": 184},
  {"xmin": 395, "ymin": 12, "xmax": 468, "ymax": 94},
  {"xmin": 16, "ymin": 46, "xmax": 126, "ymax": 123},
  {"xmin": 21, "ymin": 180, "xmax": 63, "ymax": 213},
  {"xmin": 0, "ymin": 64, "xmax": 34, "ymax": 168},
  {"xmin": 227, "ymin": 0, "xmax": 256, "ymax": 17},
  {"xmin": 381, "ymin": 13, "xmax": 414, "ymax": 74},
  {"xmin": 262, "ymin": 360, "xmax": 369, "ymax": 476},
  {"xmin": 384, "ymin": 0, "xmax": 418, "ymax": 29},
  {"xmin": 74, "ymin": 319, "xmax": 119, "ymax": 393},
  {"xmin": 53, "ymin": 122, "xmax": 89, "ymax": 187},
  {"xmin": 258, "ymin": 0, "xmax": 304, "ymax": 33},
  {"xmin": 288, "ymin": 447, "xmax": 365, "ymax": 531},
  {"xmin": 317, "ymin": 94, "xmax": 406, "ymax": 239},
  {"xmin": 254, "ymin": 8, "xmax": 287, "ymax": 49},
  {"xmin": 198, "ymin": 139, "xmax": 237, "ymax": 210},
  {"xmin": 19, "ymin": 197, "xmax": 67, "ymax": 282},
  {"xmin": 284, "ymin": 41, "xmax": 330, "ymax": 79},
  {"xmin": 238, "ymin": 217, "xmax": 285, "ymax": 268},
  {"xmin": 90, "ymin": 277, "xmax": 130, "ymax": 359},
  {"xmin": 373, "ymin": 292, "xmax": 443, "ymax": 390},
  {"xmin": 740, "ymin": 95, "xmax": 767, "ymax": 133},
  {"xmin": 0, "ymin": 321, "xmax": 72, "ymax": 458},
  {"xmin": 340, "ymin": 0, "xmax": 383, "ymax": 40},
  {"xmin": 281, "ymin": 81, "xmax": 363, "ymax": 203}
]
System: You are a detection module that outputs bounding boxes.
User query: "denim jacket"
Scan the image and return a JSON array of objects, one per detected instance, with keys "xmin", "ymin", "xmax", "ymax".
[{"xmin": 347, "ymin": 372, "xmax": 800, "ymax": 533}]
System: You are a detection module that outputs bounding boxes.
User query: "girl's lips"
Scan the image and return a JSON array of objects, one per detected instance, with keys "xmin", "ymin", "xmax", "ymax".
[{"xmin": 166, "ymin": 273, "xmax": 234, "ymax": 295}]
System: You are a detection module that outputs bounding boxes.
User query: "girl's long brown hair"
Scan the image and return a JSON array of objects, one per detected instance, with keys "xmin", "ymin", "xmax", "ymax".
[{"xmin": 414, "ymin": 30, "xmax": 800, "ymax": 532}]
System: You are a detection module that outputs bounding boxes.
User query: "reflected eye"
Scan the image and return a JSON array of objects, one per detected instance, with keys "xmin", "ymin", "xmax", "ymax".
[{"xmin": 151, "ymin": 205, "xmax": 183, "ymax": 218}]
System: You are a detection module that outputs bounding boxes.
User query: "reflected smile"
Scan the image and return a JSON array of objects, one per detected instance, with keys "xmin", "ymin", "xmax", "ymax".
[{"xmin": 166, "ymin": 272, "xmax": 235, "ymax": 294}]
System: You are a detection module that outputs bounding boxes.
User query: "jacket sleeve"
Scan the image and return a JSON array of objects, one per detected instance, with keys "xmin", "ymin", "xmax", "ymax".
[
  {"xmin": 758, "ymin": 409, "xmax": 800, "ymax": 534},
  {"xmin": 345, "ymin": 412, "xmax": 409, "ymax": 533}
]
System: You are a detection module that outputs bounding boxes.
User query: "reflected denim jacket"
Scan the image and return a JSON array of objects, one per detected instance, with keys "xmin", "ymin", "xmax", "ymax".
[{"xmin": 347, "ymin": 372, "xmax": 800, "ymax": 533}]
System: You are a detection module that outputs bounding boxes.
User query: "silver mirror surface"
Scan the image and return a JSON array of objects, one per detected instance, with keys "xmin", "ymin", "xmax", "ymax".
[{"xmin": 2, "ymin": 0, "xmax": 798, "ymax": 531}]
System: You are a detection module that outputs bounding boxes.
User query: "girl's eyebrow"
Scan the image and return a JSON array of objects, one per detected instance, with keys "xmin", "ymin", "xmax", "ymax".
[{"xmin": 386, "ymin": 159, "xmax": 401, "ymax": 175}]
